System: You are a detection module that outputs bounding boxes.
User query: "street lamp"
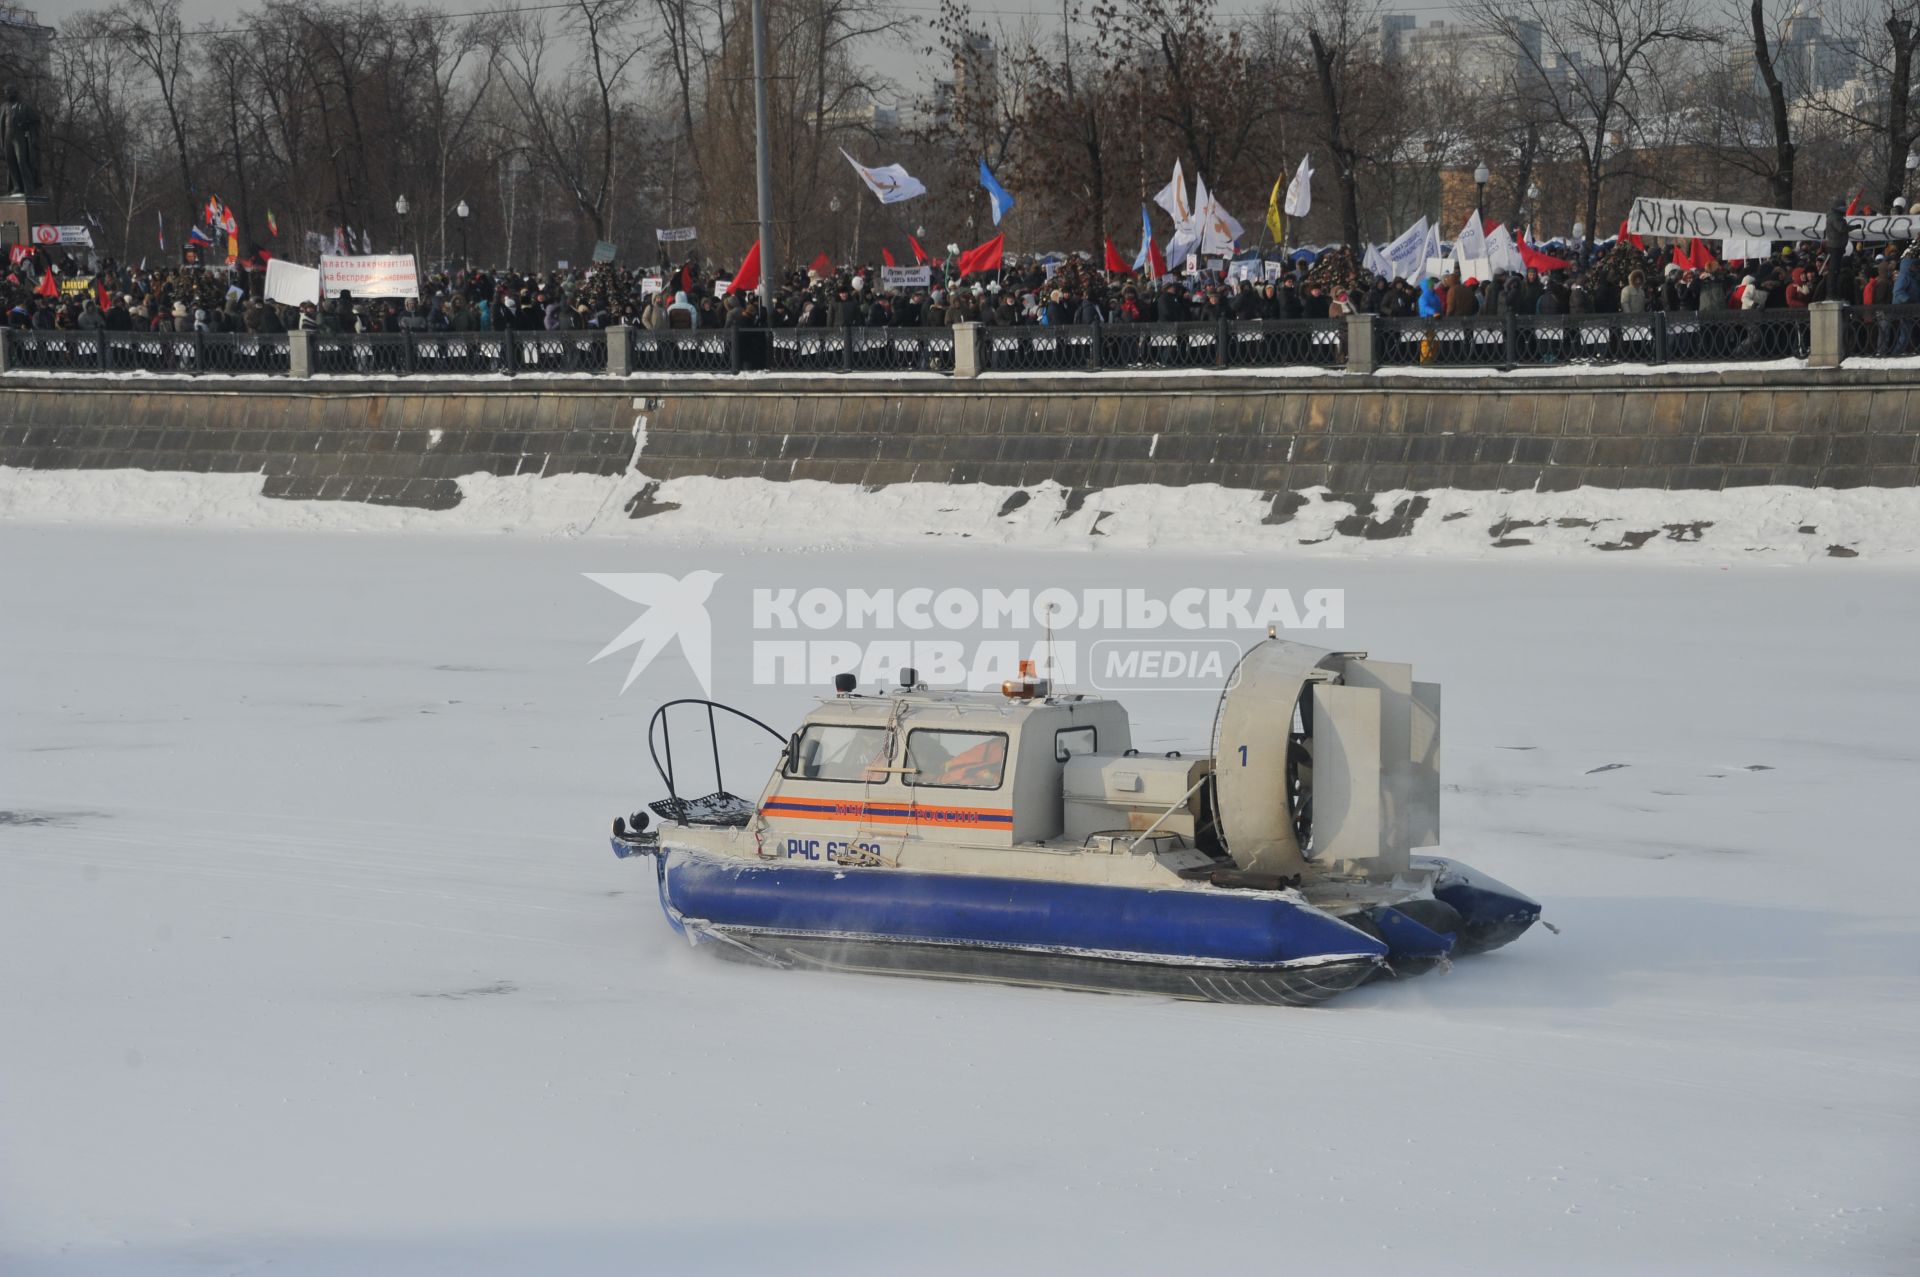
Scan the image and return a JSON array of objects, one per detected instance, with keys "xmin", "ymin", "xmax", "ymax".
[
  {"xmin": 395, "ymin": 194, "xmax": 415, "ymax": 292},
  {"xmin": 1526, "ymin": 182, "xmax": 1541, "ymax": 242},
  {"xmin": 1474, "ymin": 162, "xmax": 1490, "ymax": 221},
  {"xmin": 455, "ymin": 199, "xmax": 470, "ymax": 276}
]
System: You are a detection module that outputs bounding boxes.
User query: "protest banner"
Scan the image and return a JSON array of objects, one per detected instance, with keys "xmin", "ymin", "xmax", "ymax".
[
  {"xmin": 317, "ymin": 254, "xmax": 419, "ymax": 299},
  {"xmin": 880, "ymin": 265, "xmax": 931, "ymax": 289}
]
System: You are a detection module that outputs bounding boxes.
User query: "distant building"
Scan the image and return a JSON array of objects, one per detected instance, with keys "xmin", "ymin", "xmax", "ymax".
[
  {"xmin": 1382, "ymin": 15, "xmax": 1541, "ymax": 86},
  {"xmin": 953, "ymin": 33, "xmax": 998, "ymax": 115},
  {"xmin": 0, "ymin": 2, "xmax": 53, "ymax": 88}
]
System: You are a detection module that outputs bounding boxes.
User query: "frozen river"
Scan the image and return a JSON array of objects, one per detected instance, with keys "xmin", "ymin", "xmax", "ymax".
[{"xmin": 2, "ymin": 523, "xmax": 1915, "ymax": 1274}]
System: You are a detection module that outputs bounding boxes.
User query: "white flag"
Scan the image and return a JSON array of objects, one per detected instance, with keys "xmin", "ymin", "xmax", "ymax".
[
  {"xmin": 1283, "ymin": 154, "xmax": 1313, "ymax": 219},
  {"xmin": 1153, "ymin": 160, "xmax": 1191, "ymax": 229},
  {"xmin": 1485, "ymin": 223, "xmax": 1525, "ymax": 274},
  {"xmin": 362, "ymin": 226, "xmax": 375, "ymax": 254},
  {"xmin": 1382, "ymin": 216, "xmax": 1429, "ymax": 281},
  {"xmin": 1193, "ymin": 174, "xmax": 1243, "ymax": 256},
  {"xmin": 1455, "ymin": 210, "xmax": 1487, "ymax": 264},
  {"xmin": 841, "ymin": 149, "xmax": 926, "ymax": 204}
]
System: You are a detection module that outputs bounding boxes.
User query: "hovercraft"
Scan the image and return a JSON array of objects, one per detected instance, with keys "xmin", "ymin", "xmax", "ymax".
[{"xmin": 608, "ymin": 638, "xmax": 1541, "ymax": 1006}]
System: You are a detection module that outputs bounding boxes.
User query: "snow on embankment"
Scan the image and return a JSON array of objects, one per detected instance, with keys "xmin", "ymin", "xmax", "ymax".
[{"xmin": 4, "ymin": 464, "xmax": 1918, "ymax": 562}]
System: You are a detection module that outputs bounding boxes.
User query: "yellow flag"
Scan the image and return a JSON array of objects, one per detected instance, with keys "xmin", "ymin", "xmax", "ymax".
[{"xmin": 1266, "ymin": 172, "xmax": 1285, "ymax": 243}]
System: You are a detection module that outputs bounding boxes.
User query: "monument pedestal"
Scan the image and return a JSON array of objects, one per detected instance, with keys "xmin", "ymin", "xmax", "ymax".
[{"xmin": 0, "ymin": 193, "xmax": 50, "ymax": 250}]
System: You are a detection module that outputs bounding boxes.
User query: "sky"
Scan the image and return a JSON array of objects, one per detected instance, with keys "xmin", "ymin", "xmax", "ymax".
[{"xmin": 37, "ymin": 0, "xmax": 1479, "ymax": 94}]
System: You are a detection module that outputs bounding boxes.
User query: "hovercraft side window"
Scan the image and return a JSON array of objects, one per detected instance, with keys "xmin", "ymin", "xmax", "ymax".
[
  {"xmin": 785, "ymin": 724, "xmax": 891, "ymax": 783},
  {"xmin": 1054, "ymin": 726, "xmax": 1097, "ymax": 763},
  {"xmin": 903, "ymin": 729, "xmax": 1008, "ymax": 790}
]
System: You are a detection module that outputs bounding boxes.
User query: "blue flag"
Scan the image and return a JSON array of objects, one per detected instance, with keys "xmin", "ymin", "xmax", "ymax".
[
  {"xmin": 1132, "ymin": 205, "xmax": 1153, "ymax": 271},
  {"xmin": 979, "ymin": 158, "xmax": 1015, "ymax": 225}
]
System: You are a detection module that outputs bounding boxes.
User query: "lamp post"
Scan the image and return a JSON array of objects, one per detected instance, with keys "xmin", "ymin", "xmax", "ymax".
[
  {"xmin": 395, "ymin": 194, "xmax": 416, "ymax": 295},
  {"xmin": 1526, "ymin": 182, "xmax": 1541, "ymax": 243},
  {"xmin": 1474, "ymin": 162, "xmax": 1490, "ymax": 221},
  {"xmin": 1906, "ymin": 152, "xmax": 1918, "ymax": 208},
  {"xmin": 455, "ymin": 199, "xmax": 470, "ymax": 277}
]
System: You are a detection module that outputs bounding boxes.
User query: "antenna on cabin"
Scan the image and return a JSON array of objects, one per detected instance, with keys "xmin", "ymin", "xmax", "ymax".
[{"xmin": 1045, "ymin": 602, "xmax": 1058, "ymax": 696}]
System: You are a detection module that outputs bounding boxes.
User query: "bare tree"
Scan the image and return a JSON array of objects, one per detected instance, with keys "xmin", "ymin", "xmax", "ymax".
[
  {"xmin": 1468, "ymin": 0, "xmax": 1711, "ymax": 257},
  {"xmin": 101, "ymin": 0, "xmax": 194, "ymax": 203}
]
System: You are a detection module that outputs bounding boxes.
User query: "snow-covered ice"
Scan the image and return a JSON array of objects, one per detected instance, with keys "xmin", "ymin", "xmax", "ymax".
[{"xmin": 2, "ymin": 505, "xmax": 1917, "ymax": 1273}]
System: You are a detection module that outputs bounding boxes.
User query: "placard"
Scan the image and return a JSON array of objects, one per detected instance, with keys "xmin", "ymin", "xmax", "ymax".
[
  {"xmin": 880, "ymin": 265, "xmax": 931, "ymax": 289},
  {"xmin": 264, "ymin": 258, "xmax": 322, "ymax": 306}
]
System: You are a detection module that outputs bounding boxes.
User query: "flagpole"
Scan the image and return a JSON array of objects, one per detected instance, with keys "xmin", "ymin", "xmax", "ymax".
[{"xmin": 750, "ymin": 0, "xmax": 775, "ymax": 307}]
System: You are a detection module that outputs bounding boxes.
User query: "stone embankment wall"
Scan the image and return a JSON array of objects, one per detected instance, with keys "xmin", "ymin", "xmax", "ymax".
[{"xmin": 2, "ymin": 368, "xmax": 1917, "ymax": 514}]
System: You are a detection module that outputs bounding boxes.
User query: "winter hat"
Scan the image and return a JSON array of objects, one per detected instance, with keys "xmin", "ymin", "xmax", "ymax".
[{"xmin": 172, "ymin": 302, "xmax": 187, "ymax": 317}]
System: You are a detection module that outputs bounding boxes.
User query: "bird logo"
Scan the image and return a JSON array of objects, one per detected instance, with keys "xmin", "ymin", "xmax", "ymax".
[{"xmin": 585, "ymin": 570, "xmax": 722, "ymax": 696}]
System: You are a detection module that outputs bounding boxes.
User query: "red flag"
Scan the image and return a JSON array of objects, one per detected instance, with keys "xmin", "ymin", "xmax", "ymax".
[
  {"xmin": 725, "ymin": 241, "xmax": 761, "ymax": 296},
  {"xmin": 36, "ymin": 267, "xmax": 57, "ymax": 297},
  {"xmin": 1147, "ymin": 236, "xmax": 1167, "ymax": 280},
  {"xmin": 809, "ymin": 251, "xmax": 832, "ymax": 275},
  {"xmin": 1517, "ymin": 233, "xmax": 1571, "ymax": 272},
  {"xmin": 956, "ymin": 232, "xmax": 1004, "ymax": 277},
  {"xmin": 908, "ymin": 234, "xmax": 929, "ymax": 265},
  {"xmin": 882, "ymin": 247, "xmax": 896, "ymax": 268},
  {"xmin": 677, "ymin": 263, "xmax": 691, "ymax": 295},
  {"xmin": 1103, "ymin": 237, "xmax": 1128, "ymax": 273},
  {"xmin": 1672, "ymin": 244, "xmax": 1691, "ymax": 271},
  {"xmin": 1617, "ymin": 219, "xmax": 1645, "ymax": 251},
  {"xmin": 1845, "ymin": 187, "xmax": 1864, "ymax": 217}
]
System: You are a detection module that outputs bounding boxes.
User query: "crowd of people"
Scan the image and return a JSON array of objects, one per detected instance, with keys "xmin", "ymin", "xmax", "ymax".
[{"xmin": 4, "ymin": 236, "xmax": 1919, "ymax": 346}]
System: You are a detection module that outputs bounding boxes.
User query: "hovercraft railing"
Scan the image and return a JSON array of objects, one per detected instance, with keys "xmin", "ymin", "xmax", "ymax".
[{"xmin": 646, "ymin": 698, "xmax": 786, "ymax": 827}]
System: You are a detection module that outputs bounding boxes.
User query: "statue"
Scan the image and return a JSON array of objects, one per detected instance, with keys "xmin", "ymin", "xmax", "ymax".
[
  {"xmin": 1, "ymin": 82, "xmax": 41, "ymax": 197},
  {"xmin": 1824, "ymin": 200, "xmax": 1852, "ymax": 303}
]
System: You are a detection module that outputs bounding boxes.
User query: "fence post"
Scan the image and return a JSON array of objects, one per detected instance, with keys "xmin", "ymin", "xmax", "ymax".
[
  {"xmin": 841, "ymin": 323, "xmax": 854, "ymax": 373},
  {"xmin": 606, "ymin": 325, "xmax": 630, "ymax": 376},
  {"xmin": 505, "ymin": 330, "xmax": 518, "ymax": 376},
  {"xmin": 403, "ymin": 331, "xmax": 416, "ymax": 375},
  {"xmin": 1808, "ymin": 301, "xmax": 1844, "ymax": 369},
  {"xmin": 953, "ymin": 323, "xmax": 984, "ymax": 378},
  {"xmin": 1653, "ymin": 311, "xmax": 1667, "ymax": 364},
  {"xmin": 288, "ymin": 329, "xmax": 312, "ymax": 378},
  {"xmin": 1089, "ymin": 321, "xmax": 1102, "ymax": 372},
  {"xmin": 729, "ymin": 326, "xmax": 742, "ymax": 374},
  {"xmin": 98, "ymin": 332, "xmax": 111, "ymax": 373},
  {"xmin": 1216, "ymin": 315, "xmax": 1229, "ymax": 369},
  {"xmin": 1345, "ymin": 313, "xmax": 1375, "ymax": 374},
  {"xmin": 1503, "ymin": 312, "xmax": 1517, "ymax": 366},
  {"xmin": 0, "ymin": 329, "xmax": 11, "ymax": 375}
]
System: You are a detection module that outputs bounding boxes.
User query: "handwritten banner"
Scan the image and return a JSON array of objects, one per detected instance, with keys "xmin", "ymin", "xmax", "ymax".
[
  {"xmin": 880, "ymin": 265, "xmax": 931, "ymax": 289},
  {"xmin": 655, "ymin": 227, "xmax": 698, "ymax": 243},
  {"xmin": 1628, "ymin": 196, "xmax": 1920, "ymax": 243}
]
